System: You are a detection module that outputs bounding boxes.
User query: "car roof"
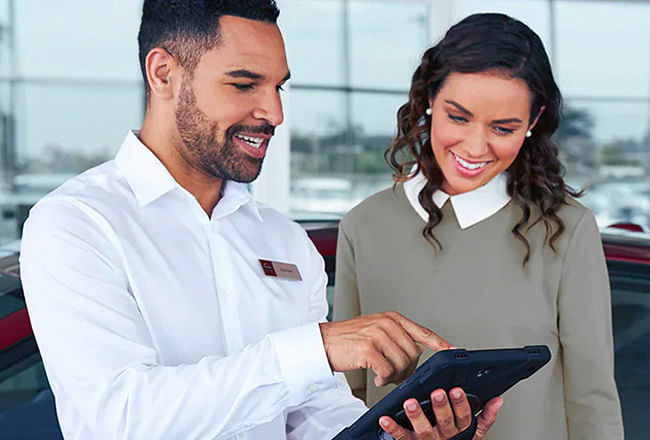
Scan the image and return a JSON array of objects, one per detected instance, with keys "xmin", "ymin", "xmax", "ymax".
[{"xmin": 601, "ymin": 227, "xmax": 650, "ymax": 265}]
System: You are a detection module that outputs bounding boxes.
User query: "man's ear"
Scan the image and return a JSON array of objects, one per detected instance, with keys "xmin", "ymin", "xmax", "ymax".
[
  {"xmin": 145, "ymin": 47, "xmax": 181, "ymax": 100},
  {"xmin": 529, "ymin": 105, "xmax": 546, "ymax": 131}
]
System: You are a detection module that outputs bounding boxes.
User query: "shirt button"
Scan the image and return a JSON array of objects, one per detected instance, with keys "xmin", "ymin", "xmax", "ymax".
[
  {"xmin": 309, "ymin": 384, "xmax": 319, "ymax": 394},
  {"xmin": 244, "ymin": 421, "xmax": 254, "ymax": 429}
]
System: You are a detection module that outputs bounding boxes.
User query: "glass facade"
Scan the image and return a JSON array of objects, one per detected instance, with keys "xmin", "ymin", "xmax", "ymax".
[
  {"xmin": 556, "ymin": 1, "xmax": 650, "ymax": 230},
  {"xmin": 0, "ymin": 0, "xmax": 144, "ymax": 242},
  {"xmin": 282, "ymin": 0, "xmax": 428, "ymax": 217},
  {"xmin": 0, "ymin": 0, "xmax": 647, "ymax": 233}
]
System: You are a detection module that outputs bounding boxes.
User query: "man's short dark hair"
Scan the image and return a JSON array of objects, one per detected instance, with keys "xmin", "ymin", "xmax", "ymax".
[{"xmin": 138, "ymin": 0, "xmax": 280, "ymax": 90}]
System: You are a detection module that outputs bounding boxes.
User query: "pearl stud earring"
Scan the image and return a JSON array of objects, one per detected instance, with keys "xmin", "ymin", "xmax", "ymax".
[
  {"xmin": 425, "ymin": 108, "xmax": 432, "ymax": 116},
  {"xmin": 526, "ymin": 130, "xmax": 532, "ymax": 138}
]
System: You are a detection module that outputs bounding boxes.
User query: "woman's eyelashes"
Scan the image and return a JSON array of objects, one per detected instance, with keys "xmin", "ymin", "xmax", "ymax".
[
  {"xmin": 447, "ymin": 113, "xmax": 468, "ymax": 124},
  {"xmin": 447, "ymin": 113, "xmax": 516, "ymax": 135},
  {"xmin": 493, "ymin": 126, "xmax": 515, "ymax": 135}
]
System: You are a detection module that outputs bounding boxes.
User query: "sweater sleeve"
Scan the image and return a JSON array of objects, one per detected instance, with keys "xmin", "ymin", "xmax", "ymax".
[
  {"xmin": 557, "ymin": 210, "xmax": 624, "ymax": 440},
  {"xmin": 332, "ymin": 217, "xmax": 368, "ymax": 400}
]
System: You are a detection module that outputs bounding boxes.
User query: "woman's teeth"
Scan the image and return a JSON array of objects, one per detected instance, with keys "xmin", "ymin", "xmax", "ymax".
[
  {"xmin": 453, "ymin": 153, "xmax": 488, "ymax": 170},
  {"xmin": 235, "ymin": 134, "xmax": 264, "ymax": 148}
]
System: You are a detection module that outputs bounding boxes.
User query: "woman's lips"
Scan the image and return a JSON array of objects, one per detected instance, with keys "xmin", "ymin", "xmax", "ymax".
[{"xmin": 450, "ymin": 151, "xmax": 491, "ymax": 177}]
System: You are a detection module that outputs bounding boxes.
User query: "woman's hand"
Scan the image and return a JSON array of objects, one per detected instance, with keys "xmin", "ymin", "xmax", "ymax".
[{"xmin": 378, "ymin": 388, "xmax": 503, "ymax": 440}]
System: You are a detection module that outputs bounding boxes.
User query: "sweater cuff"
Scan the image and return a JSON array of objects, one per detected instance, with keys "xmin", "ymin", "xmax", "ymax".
[{"xmin": 269, "ymin": 322, "xmax": 336, "ymax": 405}]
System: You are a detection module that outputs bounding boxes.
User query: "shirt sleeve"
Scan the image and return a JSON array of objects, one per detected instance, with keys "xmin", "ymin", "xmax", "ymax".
[
  {"xmin": 19, "ymin": 199, "xmax": 348, "ymax": 440},
  {"xmin": 331, "ymin": 217, "xmax": 368, "ymax": 400},
  {"xmin": 557, "ymin": 210, "xmax": 624, "ymax": 440},
  {"xmin": 284, "ymin": 227, "xmax": 367, "ymax": 439}
]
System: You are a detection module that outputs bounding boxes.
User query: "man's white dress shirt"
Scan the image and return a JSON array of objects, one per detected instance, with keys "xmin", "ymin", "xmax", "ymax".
[{"xmin": 20, "ymin": 131, "xmax": 366, "ymax": 440}]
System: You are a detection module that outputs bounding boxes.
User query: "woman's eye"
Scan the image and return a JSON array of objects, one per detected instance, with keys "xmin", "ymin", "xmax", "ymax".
[
  {"xmin": 277, "ymin": 84, "xmax": 285, "ymax": 92},
  {"xmin": 232, "ymin": 83, "xmax": 254, "ymax": 91},
  {"xmin": 448, "ymin": 114, "xmax": 468, "ymax": 123},
  {"xmin": 494, "ymin": 126, "xmax": 514, "ymax": 135}
]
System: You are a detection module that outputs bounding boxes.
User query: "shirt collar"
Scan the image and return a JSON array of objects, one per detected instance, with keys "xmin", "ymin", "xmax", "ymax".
[
  {"xmin": 115, "ymin": 130, "xmax": 263, "ymax": 222},
  {"xmin": 213, "ymin": 180, "xmax": 264, "ymax": 223},
  {"xmin": 115, "ymin": 130, "xmax": 178, "ymax": 206},
  {"xmin": 403, "ymin": 171, "xmax": 511, "ymax": 229}
]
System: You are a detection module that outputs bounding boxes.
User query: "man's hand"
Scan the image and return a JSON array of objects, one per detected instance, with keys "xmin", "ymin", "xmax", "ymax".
[
  {"xmin": 319, "ymin": 311, "xmax": 453, "ymax": 387},
  {"xmin": 378, "ymin": 388, "xmax": 502, "ymax": 440}
]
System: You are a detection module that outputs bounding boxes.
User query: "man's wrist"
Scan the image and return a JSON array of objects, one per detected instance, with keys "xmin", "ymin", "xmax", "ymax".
[{"xmin": 270, "ymin": 322, "xmax": 336, "ymax": 405}]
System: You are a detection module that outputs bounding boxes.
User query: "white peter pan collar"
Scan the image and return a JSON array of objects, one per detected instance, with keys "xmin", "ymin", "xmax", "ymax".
[{"xmin": 403, "ymin": 171, "xmax": 511, "ymax": 229}]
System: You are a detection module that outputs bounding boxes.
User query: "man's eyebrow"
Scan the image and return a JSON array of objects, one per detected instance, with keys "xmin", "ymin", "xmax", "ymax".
[
  {"xmin": 444, "ymin": 100, "xmax": 473, "ymax": 117},
  {"xmin": 224, "ymin": 70, "xmax": 292, "ymax": 83},
  {"xmin": 225, "ymin": 69, "xmax": 264, "ymax": 80}
]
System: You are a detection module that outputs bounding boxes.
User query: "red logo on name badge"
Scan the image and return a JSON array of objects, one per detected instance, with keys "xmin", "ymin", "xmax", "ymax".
[{"xmin": 259, "ymin": 259, "xmax": 277, "ymax": 277}]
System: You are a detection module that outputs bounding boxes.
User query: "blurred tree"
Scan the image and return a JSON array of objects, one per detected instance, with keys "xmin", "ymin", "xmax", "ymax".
[
  {"xmin": 555, "ymin": 107, "xmax": 594, "ymax": 140},
  {"xmin": 554, "ymin": 106, "xmax": 596, "ymax": 176}
]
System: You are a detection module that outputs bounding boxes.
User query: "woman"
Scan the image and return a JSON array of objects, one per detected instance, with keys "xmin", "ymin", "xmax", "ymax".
[{"xmin": 333, "ymin": 13, "xmax": 624, "ymax": 440}]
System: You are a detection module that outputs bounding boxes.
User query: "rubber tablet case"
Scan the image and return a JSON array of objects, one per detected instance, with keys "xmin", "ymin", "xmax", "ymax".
[{"xmin": 332, "ymin": 345, "xmax": 551, "ymax": 440}]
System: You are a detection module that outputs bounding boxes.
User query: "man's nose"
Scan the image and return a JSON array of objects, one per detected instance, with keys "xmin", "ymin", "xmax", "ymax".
[{"xmin": 253, "ymin": 89, "xmax": 284, "ymax": 127}]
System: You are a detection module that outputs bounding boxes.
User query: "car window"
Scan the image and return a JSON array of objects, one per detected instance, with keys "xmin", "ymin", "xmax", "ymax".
[
  {"xmin": 609, "ymin": 260, "xmax": 650, "ymax": 440},
  {"xmin": 0, "ymin": 360, "xmax": 48, "ymax": 412}
]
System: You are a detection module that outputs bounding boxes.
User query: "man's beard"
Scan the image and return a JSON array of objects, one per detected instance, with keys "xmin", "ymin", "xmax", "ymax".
[{"xmin": 174, "ymin": 79, "xmax": 273, "ymax": 183}]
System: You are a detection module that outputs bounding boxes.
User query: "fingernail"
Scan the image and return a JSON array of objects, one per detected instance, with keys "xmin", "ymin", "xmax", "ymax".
[
  {"xmin": 406, "ymin": 401, "xmax": 417, "ymax": 412},
  {"xmin": 434, "ymin": 392, "xmax": 445, "ymax": 403},
  {"xmin": 451, "ymin": 389, "xmax": 462, "ymax": 400},
  {"xmin": 496, "ymin": 399, "xmax": 503, "ymax": 410},
  {"xmin": 380, "ymin": 418, "xmax": 390, "ymax": 428}
]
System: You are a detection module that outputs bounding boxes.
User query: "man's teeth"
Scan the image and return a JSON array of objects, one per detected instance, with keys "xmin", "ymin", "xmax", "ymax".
[
  {"xmin": 453, "ymin": 153, "xmax": 487, "ymax": 170},
  {"xmin": 235, "ymin": 134, "xmax": 264, "ymax": 148}
]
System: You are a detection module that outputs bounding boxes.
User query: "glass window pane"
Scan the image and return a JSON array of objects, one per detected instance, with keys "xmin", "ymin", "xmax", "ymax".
[
  {"xmin": 14, "ymin": 0, "xmax": 143, "ymax": 80},
  {"xmin": 450, "ymin": 0, "xmax": 552, "ymax": 56},
  {"xmin": 281, "ymin": 0, "xmax": 345, "ymax": 87},
  {"xmin": 14, "ymin": 83, "xmax": 143, "ymax": 175},
  {"xmin": 0, "ymin": 82, "xmax": 143, "ymax": 243},
  {"xmin": 289, "ymin": 88, "xmax": 347, "ymax": 138},
  {"xmin": 559, "ymin": 100, "xmax": 650, "ymax": 231},
  {"xmin": 556, "ymin": 1, "xmax": 650, "ymax": 98},
  {"xmin": 0, "ymin": 0, "xmax": 9, "ymax": 77},
  {"xmin": 350, "ymin": 92, "xmax": 405, "ymax": 139},
  {"xmin": 0, "ymin": 80, "xmax": 12, "ymax": 189},
  {"xmin": 289, "ymin": 89, "xmax": 397, "ymax": 216},
  {"xmin": 348, "ymin": 1, "xmax": 429, "ymax": 90}
]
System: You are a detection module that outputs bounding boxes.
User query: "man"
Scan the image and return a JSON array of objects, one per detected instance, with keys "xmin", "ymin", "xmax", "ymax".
[{"xmin": 20, "ymin": 1, "xmax": 500, "ymax": 439}]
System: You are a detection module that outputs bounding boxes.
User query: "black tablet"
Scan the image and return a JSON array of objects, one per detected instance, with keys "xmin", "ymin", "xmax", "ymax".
[{"xmin": 332, "ymin": 345, "xmax": 551, "ymax": 440}]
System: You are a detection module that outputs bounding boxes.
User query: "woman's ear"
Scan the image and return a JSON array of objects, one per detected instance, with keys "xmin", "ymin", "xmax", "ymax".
[
  {"xmin": 145, "ymin": 47, "xmax": 181, "ymax": 100},
  {"xmin": 529, "ymin": 105, "xmax": 546, "ymax": 131}
]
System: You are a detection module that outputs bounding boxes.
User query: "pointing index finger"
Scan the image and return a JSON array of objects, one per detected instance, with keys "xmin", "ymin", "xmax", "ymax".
[{"xmin": 397, "ymin": 315, "xmax": 453, "ymax": 352}]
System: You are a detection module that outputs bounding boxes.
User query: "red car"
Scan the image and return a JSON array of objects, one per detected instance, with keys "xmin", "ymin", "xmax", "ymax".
[{"xmin": 1, "ymin": 223, "xmax": 649, "ymax": 439}]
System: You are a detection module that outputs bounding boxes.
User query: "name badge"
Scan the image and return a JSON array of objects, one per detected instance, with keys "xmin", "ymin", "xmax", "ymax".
[{"xmin": 259, "ymin": 259, "xmax": 302, "ymax": 281}]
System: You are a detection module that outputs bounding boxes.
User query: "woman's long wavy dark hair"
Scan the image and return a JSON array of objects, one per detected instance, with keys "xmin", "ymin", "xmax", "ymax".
[{"xmin": 386, "ymin": 13, "xmax": 580, "ymax": 265}]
